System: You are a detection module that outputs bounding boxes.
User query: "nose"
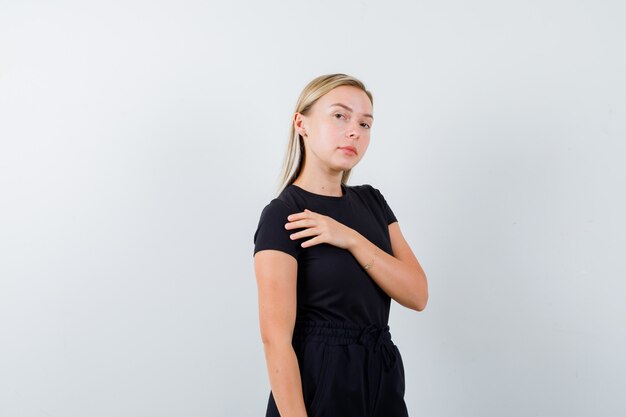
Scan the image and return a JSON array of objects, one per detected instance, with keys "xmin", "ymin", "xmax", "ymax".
[{"xmin": 347, "ymin": 121, "xmax": 360, "ymax": 139}]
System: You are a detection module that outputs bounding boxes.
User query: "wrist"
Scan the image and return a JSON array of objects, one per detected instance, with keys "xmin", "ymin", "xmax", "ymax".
[
  {"xmin": 346, "ymin": 228, "xmax": 361, "ymax": 251},
  {"xmin": 363, "ymin": 256, "xmax": 375, "ymax": 271}
]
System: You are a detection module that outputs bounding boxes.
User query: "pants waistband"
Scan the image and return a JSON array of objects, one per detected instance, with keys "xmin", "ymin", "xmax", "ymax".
[{"xmin": 293, "ymin": 320, "xmax": 398, "ymax": 371}]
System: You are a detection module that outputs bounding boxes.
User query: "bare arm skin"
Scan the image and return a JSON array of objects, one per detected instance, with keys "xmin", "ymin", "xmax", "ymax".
[
  {"xmin": 254, "ymin": 250, "xmax": 308, "ymax": 417},
  {"xmin": 347, "ymin": 221, "xmax": 428, "ymax": 311}
]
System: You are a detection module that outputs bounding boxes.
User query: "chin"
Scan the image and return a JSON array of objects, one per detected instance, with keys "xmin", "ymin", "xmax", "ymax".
[
  {"xmin": 330, "ymin": 156, "xmax": 361, "ymax": 171},
  {"xmin": 341, "ymin": 162, "xmax": 360, "ymax": 171}
]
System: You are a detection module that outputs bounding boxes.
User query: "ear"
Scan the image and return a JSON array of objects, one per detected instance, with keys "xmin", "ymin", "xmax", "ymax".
[{"xmin": 293, "ymin": 112, "xmax": 307, "ymax": 137}]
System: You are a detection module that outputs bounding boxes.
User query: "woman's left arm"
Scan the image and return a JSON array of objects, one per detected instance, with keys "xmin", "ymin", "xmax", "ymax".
[
  {"xmin": 347, "ymin": 222, "xmax": 428, "ymax": 311},
  {"xmin": 285, "ymin": 209, "xmax": 428, "ymax": 311}
]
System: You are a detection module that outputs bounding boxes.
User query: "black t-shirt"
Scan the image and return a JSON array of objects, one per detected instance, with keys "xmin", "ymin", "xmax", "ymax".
[{"xmin": 253, "ymin": 183, "xmax": 398, "ymax": 327}]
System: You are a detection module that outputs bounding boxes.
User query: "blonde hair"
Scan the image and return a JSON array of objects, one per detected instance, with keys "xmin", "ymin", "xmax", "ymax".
[{"xmin": 276, "ymin": 73, "xmax": 373, "ymax": 196}]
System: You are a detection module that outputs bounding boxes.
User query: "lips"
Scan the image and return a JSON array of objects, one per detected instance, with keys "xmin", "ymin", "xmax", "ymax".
[{"xmin": 339, "ymin": 146, "xmax": 357, "ymax": 155}]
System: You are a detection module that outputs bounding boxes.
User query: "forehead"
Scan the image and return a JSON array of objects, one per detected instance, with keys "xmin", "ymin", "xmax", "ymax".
[{"xmin": 316, "ymin": 85, "xmax": 372, "ymax": 113}]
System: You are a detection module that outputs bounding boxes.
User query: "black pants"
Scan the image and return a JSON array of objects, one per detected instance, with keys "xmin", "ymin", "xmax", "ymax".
[{"xmin": 265, "ymin": 320, "xmax": 409, "ymax": 417}]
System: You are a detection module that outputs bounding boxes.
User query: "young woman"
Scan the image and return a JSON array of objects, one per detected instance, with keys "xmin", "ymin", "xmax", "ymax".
[{"xmin": 253, "ymin": 73, "xmax": 428, "ymax": 417}]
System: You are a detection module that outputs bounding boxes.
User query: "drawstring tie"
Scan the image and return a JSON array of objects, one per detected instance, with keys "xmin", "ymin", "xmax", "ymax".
[{"xmin": 357, "ymin": 323, "xmax": 398, "ymax": 371}]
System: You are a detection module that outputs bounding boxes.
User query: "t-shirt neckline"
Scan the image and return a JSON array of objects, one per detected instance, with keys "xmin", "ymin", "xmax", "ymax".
[{"xmin": 290, "ymin": 183, "xmax": 348, "ymax": 201}]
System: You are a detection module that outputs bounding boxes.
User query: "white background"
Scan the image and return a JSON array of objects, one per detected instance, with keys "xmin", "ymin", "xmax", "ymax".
[{"xmin": 1, "ymin": 1, "xmax": 625, "ymax": 416}]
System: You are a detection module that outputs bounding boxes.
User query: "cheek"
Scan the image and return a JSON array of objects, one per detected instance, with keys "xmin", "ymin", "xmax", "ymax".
[{"xmin": 319, "ymin": 126, "xmax": 343, "ymax": 144}]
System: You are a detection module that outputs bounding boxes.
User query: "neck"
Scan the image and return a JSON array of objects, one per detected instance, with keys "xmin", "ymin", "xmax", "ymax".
[{"xmin": 293, "ymin": 172, "xmax": 344, "ymax": 197}]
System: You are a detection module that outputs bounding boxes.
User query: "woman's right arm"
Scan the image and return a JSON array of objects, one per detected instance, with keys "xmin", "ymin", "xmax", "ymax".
[{"xmin": 254, "ymin": 249, "xmax": 307, "ymax": 417}]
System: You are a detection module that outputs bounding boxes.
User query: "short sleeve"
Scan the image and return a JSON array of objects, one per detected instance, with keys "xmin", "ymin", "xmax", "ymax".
[
  {"xmin": 253, "ymin": 199, "xmax": 301, "ymax": 260},
  {"xmin": 371, "ymin": 186, "xmax": 398, "ymax": 225}
]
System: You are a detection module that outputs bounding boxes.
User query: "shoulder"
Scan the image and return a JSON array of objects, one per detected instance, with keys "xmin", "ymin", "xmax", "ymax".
[
  {"xmin": 254, "ymin": 196, "xmax": 302, "ymax": 260},
  {"xmin": 350, "ymin": 183, "xmax": 386, "ymax": 201},
  {"xmin": 258, "ymin": 197, "xmax": 295, "ymax": 221},
  {"xmin": 350, "ymin": 183, "xmax": 397, "ymax": 224}
]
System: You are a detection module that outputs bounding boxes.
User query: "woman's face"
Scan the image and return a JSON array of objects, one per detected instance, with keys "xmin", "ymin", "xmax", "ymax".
[{"xmin": 295, "ymin": 85, "xmax": 373, "ymax": 174}]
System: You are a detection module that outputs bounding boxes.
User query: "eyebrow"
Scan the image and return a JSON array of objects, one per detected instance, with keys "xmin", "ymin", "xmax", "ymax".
[{"xmin": 329, "ymin": 103, "xmax": 374, "ymax": 120}]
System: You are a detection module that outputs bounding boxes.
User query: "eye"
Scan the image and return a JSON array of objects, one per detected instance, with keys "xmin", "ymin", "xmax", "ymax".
[
  {"xmin": 361, "ymin": 123, "xmax": 371, "ymax": 129},
  {"xmin": 333, "ymin": 113, "xmax": 346, "ymax": 119}
]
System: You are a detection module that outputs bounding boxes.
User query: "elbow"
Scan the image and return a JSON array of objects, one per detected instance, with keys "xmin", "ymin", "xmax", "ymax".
[
  {"xmin": 260, "ymin": 334, "xmax": 273, "ymax": 347},
  {"xmin": 414, "ymin": 297, "xmax": 428, "ymax": 312},
  {"xmin": 411, "ymin": 274, "xmax": 428, "ymax": 312},
  {"xmin": 410, "ymin": 293, "xmax": 428, "ymax": 312},
  {"xmin": 260, "ymin": 333, "xmax": 280, "ymax": 347},
  {"xmin": 260, "ymin": 332, "xmax": 293, "ymax": 350},
  {"xmin": 403, "ymin": 290, "xmax": 427, "ymax": 312}
]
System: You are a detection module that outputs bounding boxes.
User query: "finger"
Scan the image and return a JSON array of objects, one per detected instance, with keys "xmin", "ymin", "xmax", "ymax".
[
  {"xmin": 289, "ymin": 226, "xmax": 321, "ymax": 241},
  {"xmin": 284, "ymin": 218, "xmax": 316, "ymax": 230},
  {"xmin": 300, "ymin": 235, "xmax": 321, "ymax": 248},
  {"xmin": 286, "ymin": 211, "xmax": 309, "ymax": 221},
  {"xmin": 292, "ymin": 208, "xmax": 318, "ymax": 217}
]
